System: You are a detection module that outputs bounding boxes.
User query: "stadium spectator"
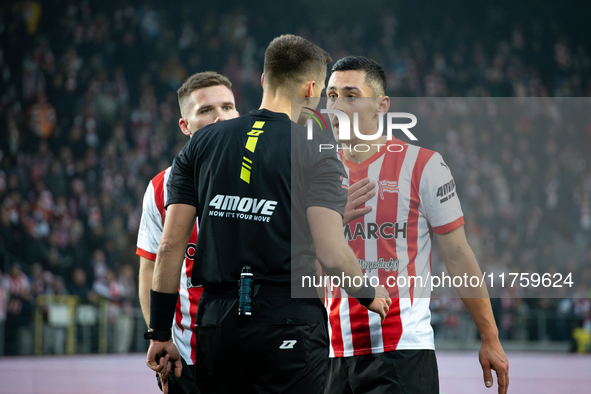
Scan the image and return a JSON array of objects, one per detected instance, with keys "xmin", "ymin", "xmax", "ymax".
[
  {"xmin": 3, "ymin": 263, "xmax": 33, "ymax": 355},
  {"xmin": 0, "ymin": 268, "xmax": 6, "ymax": 356},
  {"xmin": 114, "ymin": 264, "xmax": 136, "ymax": 353},
  {"xmin": 0, "ymin": 0, "xmax": 590, "ymax": 357},
  {"xmin": 68, "ymin": 267, "xmax": 95, "ymax": 304},
  {"xmin": 136, "ymin": 70, "xmax": 240, "ymax": 394}
]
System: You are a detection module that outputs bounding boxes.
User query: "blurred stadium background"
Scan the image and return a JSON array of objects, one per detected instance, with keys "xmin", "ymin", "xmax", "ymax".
[{"xmin": 0, "ymin": 0, "xmax": 590, "ymax": 392}]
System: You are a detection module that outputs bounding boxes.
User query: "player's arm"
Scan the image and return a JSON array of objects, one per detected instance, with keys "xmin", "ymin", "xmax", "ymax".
[
  {"xmin": 437, "ymin": 226, "xmax": 509, "ymax": 394},
  {"xmin": 139, "ymin": 256, "xmax": 155, "ymax": 326},
  {"xmin": 343, "ymin": 177, "xmax": 375, "ymax": 225},
  {"xmin": 307, "ymin": 206, "xmax": 391, "ymax": 321},
  {"xmin": 153, "ymin": 203, "xmax": 195, "ymax": 293},
  {"xmin": 314, "ymin": 259, "xmax": 325, "ymax": 304},
  {"xmin": 147, "ymin": 141, "xmax": 197, "ymax": 384},
  {"xmin": 147, "ymin": 203, "xmax": 196, "ymax": 382},
  {"xmin": 137, "ymin": 181, "xmax": 164, "ymax": 327}
]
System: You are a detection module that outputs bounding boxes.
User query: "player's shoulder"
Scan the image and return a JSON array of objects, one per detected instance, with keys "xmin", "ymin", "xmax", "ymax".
[
  {"xmin": 385, "ymin": 140, "xmax": 441, "ymax": 163},
  {"xmin": 414, "ymin": 144, "xmax": 447, "ymax": 172},
  {"xmin": 148, "ymin": 167, "xmax": 172, "ymax": 188}
]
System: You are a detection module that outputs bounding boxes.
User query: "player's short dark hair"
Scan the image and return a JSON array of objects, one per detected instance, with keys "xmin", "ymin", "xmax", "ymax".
[
  {"xmin": 331, "ymin": 56, "xmax": 387, "ymax": 96},
  {"xmin": 177, "ymin": 71, "xmax": 232, "ymax": 107},
  {"xmin": 264, "ymin": 34, "xmax": 332, "ymax": 93}
]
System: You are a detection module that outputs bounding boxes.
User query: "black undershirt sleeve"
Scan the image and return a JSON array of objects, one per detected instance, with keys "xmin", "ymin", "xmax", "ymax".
[{"xmin": 306, "ymin": 151, "xmax": 348, "ymax": 217}]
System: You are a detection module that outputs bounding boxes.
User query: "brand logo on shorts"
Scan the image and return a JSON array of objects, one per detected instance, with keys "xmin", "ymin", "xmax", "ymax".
[{"xmin": 279, "ymin": 340, "xmax": 297, "ymax": 349}]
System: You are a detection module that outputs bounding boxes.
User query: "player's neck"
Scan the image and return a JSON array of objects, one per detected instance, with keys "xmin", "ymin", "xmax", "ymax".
[
  {"xmin": 260, "ymin": 91, "xmax": 292, "ymax": 120},
  {"xmin": 341, "ymin": 136, "xmax": 387, "ymax": 164}
]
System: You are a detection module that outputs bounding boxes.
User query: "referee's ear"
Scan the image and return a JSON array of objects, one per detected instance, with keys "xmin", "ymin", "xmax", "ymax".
[
  {"xmin": 261, "ymin": 73, "xmax": 265, "ymax": 88},
  {"xmin": 305, "ymin": 80, "xmax": 316, "ymax": 98}
]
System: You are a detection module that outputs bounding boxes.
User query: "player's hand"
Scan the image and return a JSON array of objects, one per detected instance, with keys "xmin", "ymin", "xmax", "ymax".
[
  {"xmin": 158, "ymin": 358, "xmax": 176, "ymax": 394},
  {"xmin": 365, "ymin": 285, "xmax": 391, "ymax": 322},
  {"xmin": 147, "ymin": 339, "xmax": 182, "ymax": 394},
  {"xmin": 478, "ymin": 337, "xmax": 509, "ymax": 394},
  {"xmin": 343, "ymin": 178, "xmax": 376, "ymax": 225}
]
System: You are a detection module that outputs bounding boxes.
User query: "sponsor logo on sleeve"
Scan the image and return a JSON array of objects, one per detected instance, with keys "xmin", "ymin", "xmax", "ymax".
[
  {"xmin": 436, "ymin": 179, "xmax": 456, "ymax": 203},
  {"xmin": 340, "ymin": 175, "xmax": 349, "ymax": 189}
]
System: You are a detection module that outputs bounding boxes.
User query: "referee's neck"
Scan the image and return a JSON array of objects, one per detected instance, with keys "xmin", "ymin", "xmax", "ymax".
[{"xmin": 260, "ymin": 93, "xmax": 292, "ymax": 120}]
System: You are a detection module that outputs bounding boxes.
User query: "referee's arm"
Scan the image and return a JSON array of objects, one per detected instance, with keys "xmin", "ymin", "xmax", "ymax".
[{"xmin": 307, "ymin": 206, "xmax": 391, "ymax": 321}]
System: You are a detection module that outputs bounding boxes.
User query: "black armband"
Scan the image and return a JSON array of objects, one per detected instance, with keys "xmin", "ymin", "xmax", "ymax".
[
  {"xmin": 354, "ymin": 284, "xmax": 376, "ymax": 307},
  {"xmin": 149, "ymin": 289, "xmax": 179, "ymax": 331},
  {"xmin": 144, "ymin": 329, "xmax": 172, "ymax": 341}
]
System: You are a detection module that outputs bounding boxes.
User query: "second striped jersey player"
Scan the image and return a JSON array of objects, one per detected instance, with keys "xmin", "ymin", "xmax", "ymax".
[
  {"xmin": 323, "ymin": 56, "xmax": 508, "ymax": 394},
  {"xmin": 137, "ymin": 166, "xmax": 202, "ymax": 364},
  {"xmin": 137, "ymin": 71, "xmax": 239, "ymax": 394}
]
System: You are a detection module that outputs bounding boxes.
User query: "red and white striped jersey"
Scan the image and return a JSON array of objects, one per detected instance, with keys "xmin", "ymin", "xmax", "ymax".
[
  {"xmin": 136, "ymin": 167, "xmax": 202, "ymax": 365},
  {"xmin": 4, "ymin": 272, "xmax": 30, "ymax": 315},
  {"xmin": 327, "ymin": 140, "xmax": 464, "ymax": 357}
]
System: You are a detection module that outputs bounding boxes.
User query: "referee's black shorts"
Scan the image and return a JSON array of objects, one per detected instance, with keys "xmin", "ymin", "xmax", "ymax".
[
  {"xmin": 155, "ymin": 356, "xmax": 196, "ymax": 394},
  {"xmin": 324, "ymin": 350, "xmax": 439, "ymax": 394},
  {"xmin": 194, "ymin": 285, "xmax": 329, "ymax": 394}
]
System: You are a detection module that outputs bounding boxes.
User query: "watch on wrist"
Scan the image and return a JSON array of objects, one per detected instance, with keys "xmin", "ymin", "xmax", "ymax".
[{"xmin": 144, "ymin": 329, "xmax": 172, "ymax": 341}]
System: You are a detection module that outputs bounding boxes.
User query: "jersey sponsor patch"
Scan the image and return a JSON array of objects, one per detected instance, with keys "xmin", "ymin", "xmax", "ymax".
[
  {"xmin": 208, "ymin": 194, "xmax": 277, "ymax": 222},
  {"xmin": 436, "ymin": 179, "xmax": 456, "ymax": 203},
  {"xmin": 358, "ymin": 257, "xmax": 399, "ymax": 273},
  {"xmin": 344, "ymin": 221, "xmax": 407, "ymax": 241},
  {"xmin": 340, "ymin": 175, "xmax": 349, "ymax": 189}
]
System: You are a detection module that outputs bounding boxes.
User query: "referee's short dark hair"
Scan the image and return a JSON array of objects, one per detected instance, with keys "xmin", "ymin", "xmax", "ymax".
[
  {"xmin": 331, "ymin": 56, "xmax": 387, "ymax": 96},
  {"xmin": 177, "ymin": 71, "xmax": 232, "ymax": 108},
  {"xmin": 264, "ymin": 34, "xmax": 332, "ymax": 94}
]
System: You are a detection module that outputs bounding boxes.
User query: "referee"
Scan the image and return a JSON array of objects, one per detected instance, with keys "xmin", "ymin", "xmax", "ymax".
[{"xmin": 146, "ymin": 35, "xmax": 391, "ymax": 394}]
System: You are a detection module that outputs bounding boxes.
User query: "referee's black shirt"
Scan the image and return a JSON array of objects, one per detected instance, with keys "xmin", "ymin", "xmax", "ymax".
[{"xmin": 166, "ymin": 109, "xmax": 347, "ymax": 291}]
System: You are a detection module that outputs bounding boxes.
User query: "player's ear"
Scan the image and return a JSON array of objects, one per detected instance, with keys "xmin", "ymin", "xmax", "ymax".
[
  {"xmin": 179, "ymin": 118, "xmax": 191, "ymax": 137},
  {"xmin": 377, "ymin": 96, "xmax": 390, "ymax": 116}
]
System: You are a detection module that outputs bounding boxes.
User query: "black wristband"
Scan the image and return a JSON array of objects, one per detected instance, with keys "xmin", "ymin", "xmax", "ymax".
[
  {"xmin": 354, "ymin": 284, "xmax": 376, "ymax": 307},
  {"xmin": 144, "ymin": 329, "xmax": 172, "ymax": 341},
  {"xmin": 149, "ymin": 289, "xmax": 179, "ymax": 331}
]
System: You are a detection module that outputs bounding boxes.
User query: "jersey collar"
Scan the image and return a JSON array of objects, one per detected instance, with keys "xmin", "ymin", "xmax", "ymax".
[
  {"xmin": 339, "ymin": 139, "xmax": 407, "ymax": 172},
  {"xmin": 248, "ymin": 108, "xmax": 291, "ymax": 121}
]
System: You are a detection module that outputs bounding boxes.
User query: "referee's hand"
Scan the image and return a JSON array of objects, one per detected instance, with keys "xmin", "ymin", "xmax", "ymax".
[
  {"xmin": 147, "ymin": 339, "xmax": 182, "ymax": 394},
  {"xmin": 365, "ymin": 285, "xmax": 392, "ymax": 322}
]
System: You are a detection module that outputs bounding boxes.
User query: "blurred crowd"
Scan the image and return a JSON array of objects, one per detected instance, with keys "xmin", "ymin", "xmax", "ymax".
[{"xmin": 1, "ymin": 0, "xmax": 590, "ymax": 355}]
